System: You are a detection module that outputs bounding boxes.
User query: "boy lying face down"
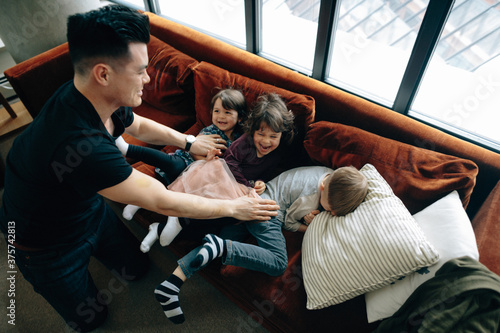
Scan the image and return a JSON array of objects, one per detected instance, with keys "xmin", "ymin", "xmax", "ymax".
[{"xmin": 270, "ymin": 165, "xmax": 369, "ymax": 232}]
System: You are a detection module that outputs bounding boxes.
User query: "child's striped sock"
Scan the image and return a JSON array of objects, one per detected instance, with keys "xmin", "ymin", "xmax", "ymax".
[
  {"xmin": 154, "ymin": 274, "xmax": 185, "ymax": 324},
  {"xmin": 190, "ymin": 234, "xmax": 226, "ymax": 269}
]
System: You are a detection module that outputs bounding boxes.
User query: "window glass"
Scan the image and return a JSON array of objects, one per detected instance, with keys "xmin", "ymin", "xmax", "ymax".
[
  {"xmin": 157, "ymin": 0, "xmax": 246, "ymax": 47},
  {"xmin": 327, "ymin": 0, "xmax": 429, "ymax": 106},
  {"xmin": 116, "ymin": 0, "xmax": 146, "ymax": 9},
  {"xmin": 261, "ymin": 0, "xmax": 321, "ymax": 74},
  {"xmin": 411, "ymin": 0, "xmax": 500, "ymax": 145}
]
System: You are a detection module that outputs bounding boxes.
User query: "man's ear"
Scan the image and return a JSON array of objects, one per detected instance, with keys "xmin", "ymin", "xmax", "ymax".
[{"xmin": 92, "ymin": 63, "xmax": 111, "ymax": 86}]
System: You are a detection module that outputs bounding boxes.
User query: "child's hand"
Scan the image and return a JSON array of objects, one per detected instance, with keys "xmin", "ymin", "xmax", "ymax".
[
  {"xmin": 206, "ymin": 148, "xmax": 221, "ymax": 162},
  {"xmin": 254, "ymin": 180, "xmax": 266, "ymax": 195},
  {"xmin": 303, "ymin": 210, "xmax": 320, "ymax": 225}
]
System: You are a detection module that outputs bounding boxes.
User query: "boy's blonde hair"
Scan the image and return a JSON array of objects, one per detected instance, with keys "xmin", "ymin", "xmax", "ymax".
[{"xmin": 326, "ymin": 166, "xmax": 368, "ymax": 216}]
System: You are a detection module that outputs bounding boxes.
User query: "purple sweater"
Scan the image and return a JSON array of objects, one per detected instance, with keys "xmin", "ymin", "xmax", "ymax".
[{"xmin": 223, "ymin": 133, "xmax": 282, "ymax": 187}]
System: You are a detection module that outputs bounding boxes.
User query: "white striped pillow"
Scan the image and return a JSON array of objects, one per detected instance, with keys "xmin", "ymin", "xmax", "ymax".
[{"xmin": 302, "ymin": 164, "xmax": 439, "ymax": 310}]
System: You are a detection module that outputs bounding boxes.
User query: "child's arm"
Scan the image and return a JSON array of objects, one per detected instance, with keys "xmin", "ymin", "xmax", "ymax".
[
  {"xmin": 190, "ymin": 153, "xmax": 208, "ymax": 161},
  {"xmin": 224, "ymin": 142, "xmax": 252, "ymax": 187},
  {"xmin": 294, "ymin": 210, "xmax": 320, "ymax": 233},
  {"xmin": 297, "ymin": 224, "xmax": 308, "ymax": 232},
  {"xmin": 303, "ymin": 210, "xmax": 320, "ymax": 225},
  {"xmin": 254, "ymin": 180, "xmax": 266, "ymax": 195}
]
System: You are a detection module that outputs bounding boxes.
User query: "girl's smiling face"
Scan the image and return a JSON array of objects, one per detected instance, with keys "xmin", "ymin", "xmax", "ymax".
[
  {"xmin": 212, "ymin": 98, "xmax": 240, "ymax": 137},
  {"xmin": 253, "ymin": 122, "xmax": 282, "ymax": 157}
]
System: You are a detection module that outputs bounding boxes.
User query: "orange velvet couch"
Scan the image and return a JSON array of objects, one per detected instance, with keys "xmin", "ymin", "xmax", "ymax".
[{"xmin": 4, "ymin": 11, "xmax": 500, "ymax": 333}]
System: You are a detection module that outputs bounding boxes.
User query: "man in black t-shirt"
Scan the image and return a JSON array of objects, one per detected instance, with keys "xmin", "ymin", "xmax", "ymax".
[{"xmin": 0, "ymin": 6, "xmax": 278, "ymax": 332}]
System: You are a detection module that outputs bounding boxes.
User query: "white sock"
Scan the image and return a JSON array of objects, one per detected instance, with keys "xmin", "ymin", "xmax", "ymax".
[
  {"xmin": 140, "ymin": 222, "xmax": 159, "ymax": 253},
  {"xmin": 115, "ymin": 135, "xmax": 130, "ymax": 156},
  {"xmin": 158, "ymin": 216, "xmax": 183, "ymax": 246},
  {"xmin": 123, "ymin": 204, "xmax": 140, "ymax": 220}
]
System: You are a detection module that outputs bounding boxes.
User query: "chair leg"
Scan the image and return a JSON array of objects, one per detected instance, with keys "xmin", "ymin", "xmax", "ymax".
[{"xmin": 0, "ymin": 91, "xmax": 17, "ymax": 119}]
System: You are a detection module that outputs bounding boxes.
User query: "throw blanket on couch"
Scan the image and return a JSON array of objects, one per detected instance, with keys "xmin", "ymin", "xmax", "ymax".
[{"xmin": 374, "ymin": 256, "xmax": 500, "ymax": 333}]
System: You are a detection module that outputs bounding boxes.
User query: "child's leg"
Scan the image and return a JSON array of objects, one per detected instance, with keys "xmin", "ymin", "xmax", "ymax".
[
  {"xmin": 122, "ymin": 204, "xmax": 141, "ymax": 220},
  {"xmin": 220, "ymin": 217, "xmax": 288, "ymax": 276},
  {"xmin": 115, "ymin": 136, "xmax": 130, "ymax": 155},
  {"xmin": 154, "ymin": 266, "xmax": 186, "ymax": 324},
  {"xmin": 158, "ymin": 216, "xmax": 183, "ymax": 246},
  {"xmin": 127, "ymin": 145, "xmax": 187, "ymax": 182},
  {"xmin": 188, "ymin": 223, "xmax": 247, "ymax": 270},
  {"xmin": 140, "ymin": 222, "xmax": 161, "ymax": 253},
  {"xmin": 154, "ymin": 243, "xmax": 209, "ymax": 323},
  {"xmin": 139, "ymin": 217, "xmax": 184, "ymax": 253},
  {"xmin": 190, "ymin": 234, "xmax": 227, "ymax": 269}
]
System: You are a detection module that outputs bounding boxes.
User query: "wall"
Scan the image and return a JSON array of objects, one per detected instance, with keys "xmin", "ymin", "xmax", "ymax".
[{"xmin": 0, "ymin": 0, "xmax": 100, "ymax": 64}]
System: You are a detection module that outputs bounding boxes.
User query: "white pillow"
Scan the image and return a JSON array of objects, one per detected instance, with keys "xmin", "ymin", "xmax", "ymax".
[
  {"xmin": 365, "ymin": 190, "xmax": 479, "ymax": 322},
  {"xmin": 302, "ymin": 164, "xmax": 440, "ymax": 310}
]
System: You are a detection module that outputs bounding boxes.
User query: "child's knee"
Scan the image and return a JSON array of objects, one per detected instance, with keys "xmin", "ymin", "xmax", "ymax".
[{"xmin": 269, "ymin": 256, "xmax": 288, "ymax": 276}]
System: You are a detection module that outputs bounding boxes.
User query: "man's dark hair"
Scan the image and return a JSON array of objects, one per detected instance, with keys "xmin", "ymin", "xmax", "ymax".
[{"xmin": 67, "ymin": 5, "xmax": 150, "ymax": 74}]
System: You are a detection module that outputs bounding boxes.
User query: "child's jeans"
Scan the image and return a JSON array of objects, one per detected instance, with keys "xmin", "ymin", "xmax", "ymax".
[{"xmin": 178, "ymin": 216, "xmax": 288, "ymax": 278}]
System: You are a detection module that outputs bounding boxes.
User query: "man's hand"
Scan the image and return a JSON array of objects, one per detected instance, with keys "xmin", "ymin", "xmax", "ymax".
[
  {"xmin": 254, "ymin": 180, "xmax": 266, "ymax": 195},
  {"xmin": 189, "ymin": 134, "xmax": 227, "ymax": 156},
  {"xmin": 229, "ymin": 196, "xmax": 279, "ymax": 221},
  {"xmin": 304, "ymin": 210, "xmax": 320, "ymax": 225}
]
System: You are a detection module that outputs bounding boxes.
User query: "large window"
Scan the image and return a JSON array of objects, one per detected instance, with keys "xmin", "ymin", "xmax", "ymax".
[
  {"xmin": 157, "ymin": 0, "xmax": 246, "ymax": 47},
  {"xmin": 411, "ymin": 0, "xmax": 500, "ymax": 147},
  {"xmin": 118, "ymin": 0, "xmax": 500, "ymax": 152},
  {"xmin": 261, "ymin": 0, "xmax": 321, "ymax": 74},
  {"xmin": 114, "ymin": 0, "xmax": 146, "ymax": 10},
  {"xmin": 327, "ymin": 0, "xmax": 429, "ymax": 106}
]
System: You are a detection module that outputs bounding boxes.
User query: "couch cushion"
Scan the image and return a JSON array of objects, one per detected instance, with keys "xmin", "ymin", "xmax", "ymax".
[
  {"xmin": 302, "ymin": 164, "xmax": 440, "ymax": 310},
  {"xmin": 133, "ymin": 99, "xmax": 195, "ymax": 134},
  {"xmin": 304, "ymin": 121, "xmax": 478, "ymax": 214},
  {"xmin": 122, "ymin": 100, "xmax": 196, "ymax": 165},
  {"xmin": 142, "ymin": 36, "xmax": 198, "ymax": 116}
]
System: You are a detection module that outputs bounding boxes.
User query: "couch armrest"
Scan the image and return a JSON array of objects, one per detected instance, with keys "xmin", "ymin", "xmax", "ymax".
[
  {"xmin": 472, "ymin": 181, "xmax": 500, "ymax": 275},
  {"xmin": 4, "ymin": 43, "xmax": 73, "ymax": 118}
]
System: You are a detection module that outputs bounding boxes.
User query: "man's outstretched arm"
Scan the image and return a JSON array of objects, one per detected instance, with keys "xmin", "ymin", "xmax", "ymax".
[{"xmin": 98, "ymin": 168, "xmax": 279, "ymax": 221}]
